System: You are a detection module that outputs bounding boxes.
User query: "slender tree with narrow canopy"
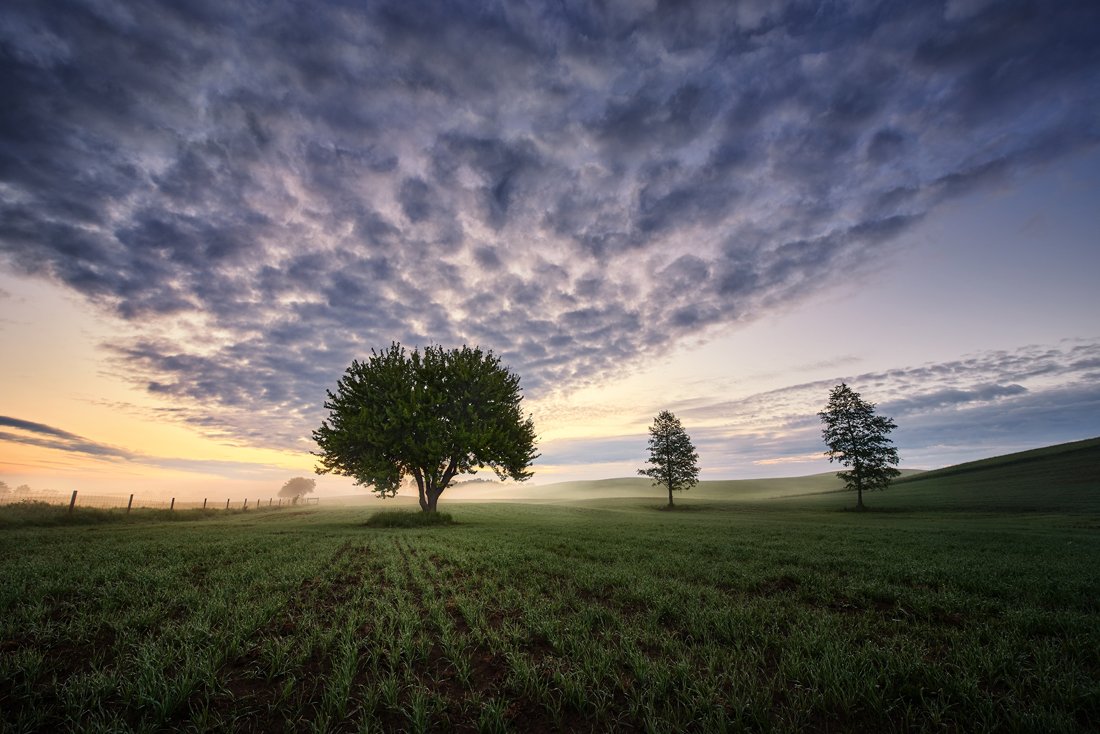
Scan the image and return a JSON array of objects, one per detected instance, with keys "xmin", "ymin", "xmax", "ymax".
[
  {"xmin": 818, "ymin": 383, "xmax": 901, "ymax": 511},
  {"xmin": 638, "ymin": 410, "xmax": 699, "ymax": 507},
  {"xmin": 279, "ymin": 477, "xmax": 316, "ymax": 504},
  {"xmin": 313, "ymin": 343, "xmax": 538, "ymax": 512}
]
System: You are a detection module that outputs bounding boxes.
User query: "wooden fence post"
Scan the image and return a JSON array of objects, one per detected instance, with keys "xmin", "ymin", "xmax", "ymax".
[
  {"xmin": 244, "ymin": 499, "xmax": 248, "ymax": 510},
  {"xmin": 226, "ymin": 498, "xmax": 230, "ymax": 510},
  {"xmin": 170, "ymin": 497, "xmax": 175, "ymax": 511},
  {"xmin": 203, "ymin": 498, "xmax": 207, "ymax": 509},
  {"xmin": 68, "ymin": 490, "xmax": 77, "ymax": 514},
  {"xmin": 127, "ymin": 494, "xmax": 134, "ymax": 513}
]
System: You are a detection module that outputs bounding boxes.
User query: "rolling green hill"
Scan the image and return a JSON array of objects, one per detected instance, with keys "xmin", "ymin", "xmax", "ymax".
[
  {"xmin": 871, "ymin": 436, "xmax": 1100, "ymax": 513},
  {"xmin": 769, "ymin": 436, "xmax": 1100, "ymax": 513}
]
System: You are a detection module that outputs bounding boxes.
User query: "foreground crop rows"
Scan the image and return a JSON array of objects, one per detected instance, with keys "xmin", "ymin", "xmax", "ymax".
[{"xmin": 1, "ymin": 502, "xmax": 1098, "ymax": 732}]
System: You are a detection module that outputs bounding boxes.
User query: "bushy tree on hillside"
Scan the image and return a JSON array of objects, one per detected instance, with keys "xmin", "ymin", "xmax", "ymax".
[
  {"xmin": 639, "ymin": 410, "xmax": 699, "ymax": 508},
  {"xmin": 819, "ymin": 383, "xmax": 900, "ymax": 511},
  {"xmin": 313, "ymin": 343, "xmax": 538, "ymax": 512},
  {"xmin": 279, "ymin": 477, "xmax": 316, "ymax": 504}
]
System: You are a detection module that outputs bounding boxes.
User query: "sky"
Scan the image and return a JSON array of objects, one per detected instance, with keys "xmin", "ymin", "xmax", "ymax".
[{"xmin": 1, "ymin": 0, "xmax": 1099, "ymax": 501}]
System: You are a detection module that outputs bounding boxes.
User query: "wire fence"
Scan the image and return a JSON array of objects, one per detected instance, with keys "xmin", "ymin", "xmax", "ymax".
[{"xmin": 0, "ymin": 491, "xmax": 320, "ymax": 512}]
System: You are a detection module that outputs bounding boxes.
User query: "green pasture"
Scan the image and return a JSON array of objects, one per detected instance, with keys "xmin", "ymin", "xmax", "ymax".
[{"xmin": 1, "ymin": 439, "xmax": 1098, "ymax": 732}]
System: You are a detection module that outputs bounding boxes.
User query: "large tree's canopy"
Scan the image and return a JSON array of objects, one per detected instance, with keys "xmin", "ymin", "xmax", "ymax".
[
  {"xmin": 819, "ymin": 383, "xmax": 901, "ymax": 498},
  {"xmin": 313, "ymin": 343, "xmax": 537, "ymax": 510},
  {"xmin": 639, "ymin": 410, "xmax": 699, "ymax": 504}
]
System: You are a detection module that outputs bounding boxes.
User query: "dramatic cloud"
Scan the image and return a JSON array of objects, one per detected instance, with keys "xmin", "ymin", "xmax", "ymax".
[{"xmin": 2, "ymin": 1, "xmax": 1098, "ymax": 449}]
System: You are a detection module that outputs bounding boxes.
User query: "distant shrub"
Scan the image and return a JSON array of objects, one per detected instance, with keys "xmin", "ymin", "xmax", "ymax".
[{"xmin": 365, "ymin": 510, "xmax": 455, "ymax": 528}]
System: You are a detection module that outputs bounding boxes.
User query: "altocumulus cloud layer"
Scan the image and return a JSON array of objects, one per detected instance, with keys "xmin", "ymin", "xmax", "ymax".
[{"xmin": 2, "ymin": 0, "xmax": 1099, "ymax": 450}]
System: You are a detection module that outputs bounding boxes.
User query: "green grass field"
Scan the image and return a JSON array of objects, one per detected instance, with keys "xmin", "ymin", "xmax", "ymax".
[{"xmin": 2, "ymin": 439, "xmax": 1098, "ymax": 732}]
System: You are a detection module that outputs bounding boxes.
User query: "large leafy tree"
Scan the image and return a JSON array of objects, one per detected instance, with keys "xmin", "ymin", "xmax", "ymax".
[
  {"xmin": 818, "ymin": 383, "xmax": 901, "ymax": 511},
  {"xmin": 638, "ymin": 410, "xmax": 699, "ymax": 507},
  {"xmin": 313, "ymin": 343, "xmax": 538, "ymax": 512}
]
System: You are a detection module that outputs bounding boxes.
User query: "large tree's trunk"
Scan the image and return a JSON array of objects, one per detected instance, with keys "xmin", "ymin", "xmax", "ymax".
[
  {"xmin": 426, "ymin": 490, "xmax": 440, "ymax": 512},
  {"xmin": 667, "ymin": 482, "xmax": 674, "ymax": 507},
  {"xmin": 414, "ymin": 460, "xmax": 458, "ymax": 512},
  {"xmin": 421, "ymin": 458, "xmax": 458, "ymax": 512}
]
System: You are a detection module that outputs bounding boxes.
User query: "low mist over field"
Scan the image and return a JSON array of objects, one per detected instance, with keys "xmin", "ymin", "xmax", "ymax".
[
  {"xmin": 1, "ymin": 1, "xmax": 1099, "ymax": 498},
  {"xmin": 325, "ymin": 473, "xmax": 849, "ymax": 506}
]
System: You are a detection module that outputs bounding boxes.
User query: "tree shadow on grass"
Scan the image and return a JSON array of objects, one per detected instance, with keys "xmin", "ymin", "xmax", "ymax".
[
  {"xmin": 363, "ymin": 510, "xmax": 458, "ymax": 528},
  {"xmin": 835, "ymin": 505, "xmax": 912, "ymax": 514},
  {"xmin": 650, "ymin": 503, "xmax": 706, "ymax": 512}
]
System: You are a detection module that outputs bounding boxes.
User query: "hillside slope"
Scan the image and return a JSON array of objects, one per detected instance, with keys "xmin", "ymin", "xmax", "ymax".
[
  {"xmin": 533, "ymin": 437, "xmax": 1100, "ymax": 513},
  {"xmin": 853, "ymin": 436, "xmax": 1100, "ymax": 512}
]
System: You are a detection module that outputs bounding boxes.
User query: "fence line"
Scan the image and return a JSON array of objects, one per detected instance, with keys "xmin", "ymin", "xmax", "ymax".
[{"xmin": 0, "ymin": 491, "xmax": 317, "ymax": 512}]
